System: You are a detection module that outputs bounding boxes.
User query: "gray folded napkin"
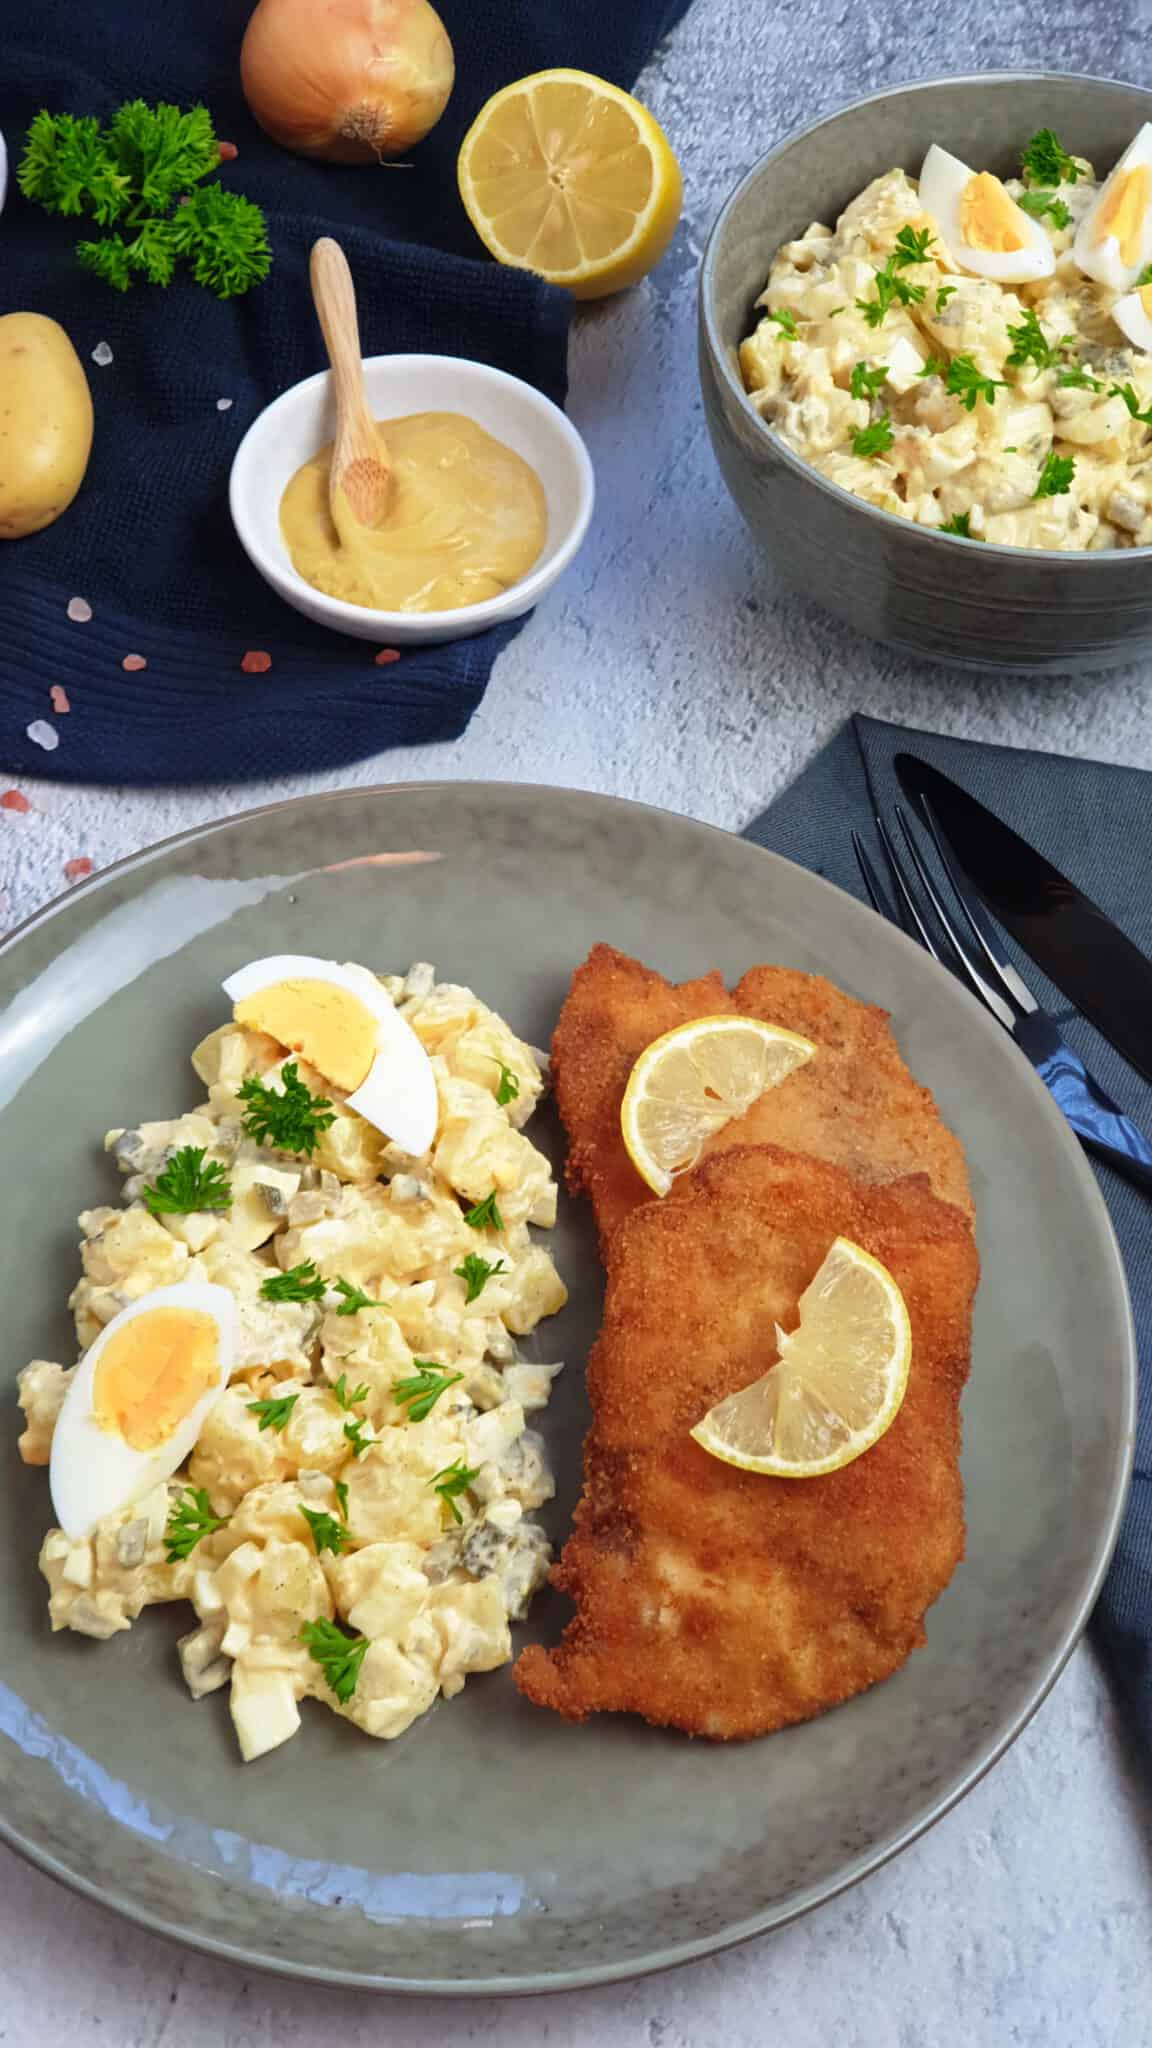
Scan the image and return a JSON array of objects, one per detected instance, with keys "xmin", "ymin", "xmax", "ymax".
[{"xmin": 745, "ymin": 712, "xmax": 1151, "ymax": 1754}]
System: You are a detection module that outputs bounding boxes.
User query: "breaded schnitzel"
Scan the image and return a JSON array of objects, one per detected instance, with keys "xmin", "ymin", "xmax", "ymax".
[
  {"xmin": 553, "ymin": 944, "xmax": 972, "ymax": 1247},
  {"xmin": 515, "ymin": 1146, "xmax": 977, "ymax": 1737}
]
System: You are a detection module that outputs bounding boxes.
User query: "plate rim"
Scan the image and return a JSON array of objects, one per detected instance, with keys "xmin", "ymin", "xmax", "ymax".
[{"xmin": 0, "ymin": 776, "xmax": 1136, "ymax": 1995}]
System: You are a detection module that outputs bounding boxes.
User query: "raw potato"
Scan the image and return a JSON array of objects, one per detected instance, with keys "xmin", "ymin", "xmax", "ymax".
[{"xmin": 0, "ymin": 314, "xmax": 93, "ymax": 539}]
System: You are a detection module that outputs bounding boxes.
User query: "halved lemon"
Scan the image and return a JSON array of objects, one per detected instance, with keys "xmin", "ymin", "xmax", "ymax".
[
  {"xmin": 620, "ymin": 1014, "xmax": 816, "ymax": 1196},
  {"xmin": 457, "ymin": 69, "xmax": 683, "ymax": 300},
  {"xmin": 691, "ymin": 1238, "xmax": 912, "ymax": 1479}
]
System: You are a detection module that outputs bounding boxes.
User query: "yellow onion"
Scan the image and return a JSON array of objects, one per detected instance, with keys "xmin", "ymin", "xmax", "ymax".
[{"xmin": 240, "ymin": 0, "xmax": 455, "ymax": 163}]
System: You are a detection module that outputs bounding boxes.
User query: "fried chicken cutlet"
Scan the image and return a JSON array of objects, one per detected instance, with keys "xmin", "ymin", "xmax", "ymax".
[
  {"xmin": 552, "ymin": 944, "xmax": 972, "ymax": 1247},
  {"xmin": 515, "ymin": 1146, "xmax": 977, "ymax": 1737}
]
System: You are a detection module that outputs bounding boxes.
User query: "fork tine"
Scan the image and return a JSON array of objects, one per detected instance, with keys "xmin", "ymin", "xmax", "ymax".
[
  {"xmin": 893, "ymin": 807, "xmax": 1017, "ymax": 1028},
  {"xmin": 871, "ymin": 812, "xmax": 946, "ymax": 959},
  {"xmin": 917, "ymin": 796, "xmax": 1037, "ymax": 1015},
  {"xmin": 851, "ymin": 830, "xmax": 896, "ymax": 921}
]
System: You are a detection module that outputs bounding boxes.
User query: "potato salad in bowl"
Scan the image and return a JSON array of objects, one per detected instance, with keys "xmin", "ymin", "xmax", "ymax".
[
  {"xmin": 17, "ymin": 955, "xmax": 568, "ymax": 1763},
  {"xmin": 739, "ymin": 122, "xmax": 1152, "ymax": 549}
]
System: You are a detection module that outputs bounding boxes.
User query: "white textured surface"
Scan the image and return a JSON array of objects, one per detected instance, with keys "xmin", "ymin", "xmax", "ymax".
[{"xmin": 3, "ymin": 4, "xmax": 1152, "ymax": 2039}]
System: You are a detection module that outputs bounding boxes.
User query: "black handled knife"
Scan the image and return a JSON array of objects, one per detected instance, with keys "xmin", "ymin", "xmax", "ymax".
[{"xmin": 893, "ymin": 752, "xmax": 1152, "ymax": 1085}]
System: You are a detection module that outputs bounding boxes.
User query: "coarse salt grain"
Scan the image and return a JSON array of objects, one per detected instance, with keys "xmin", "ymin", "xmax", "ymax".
[
  {"xmin": 67, "ymin": 597, "xmax": 93, "ymax": 623},
  {"xmin": 50, "ymin": 686, "xmax": 71, "ymax": 714},
  {"xmin": 64, "ymin": 857, "xmax": 94, "ymax": 883},
  {"xmin": 0, "ymin": 790, "xmax": 30, "ymax": 813},
  {"xmin": 241, "ymin": 650, "xmax": 272, "ymax": 673},
  {"xmin": 91, "ymin": 341, "xmax": 113, "ymax": 367},
  {"xmin": 375, "ymin": 648, "xmax": 401, "ymax": 665},
  {"xmin": 121, "ymin": 654, "xmax": 147, "ymax": 672},
  {"xmin": 216, "ymin": 398, "xmax": 234, "ymax": 411},
  {"xmin": 27, "ymin": 721, "xmax": 58, "ymax": 752}
]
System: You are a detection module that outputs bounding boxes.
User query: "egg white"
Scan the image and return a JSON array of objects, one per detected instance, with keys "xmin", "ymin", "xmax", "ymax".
[
  {"xmin": 1112, "ymin": 286, "xmax": 1152, "ymax": 354},
  {"xmin": 1074, "ymin": 125, "xmax": 1152, "ymax": 292},
  {"xmin": 222, "ymin": 954, "xmax": 437, "ymax": 1157},
  {"xmin": 919, "ymin": 144, "xmax": 1055, "ymax": 283},
  {"xmin": 50, "ymin": 1282, "xmax": 236, "ymax": 1541}
]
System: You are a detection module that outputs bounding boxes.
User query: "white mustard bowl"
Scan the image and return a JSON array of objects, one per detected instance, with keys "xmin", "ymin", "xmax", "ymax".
[{"xmin": 229, "ymin": 353, "xmax": 594, "ymax": 646}]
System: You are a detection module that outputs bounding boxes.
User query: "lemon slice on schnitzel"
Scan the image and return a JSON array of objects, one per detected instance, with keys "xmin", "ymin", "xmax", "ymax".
[
  {"xmin": 621, "ymin": 1014, "xmax": 815, "ymax": 1196},
  {"xmin": 691, "ymin": 1238, "xmax": 911, "ymax": 1478}
]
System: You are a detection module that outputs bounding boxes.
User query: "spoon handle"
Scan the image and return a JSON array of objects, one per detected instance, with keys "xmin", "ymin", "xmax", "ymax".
[{"xmin": 309, "ymin": 238, "xmax": 391, "ymax": 521}]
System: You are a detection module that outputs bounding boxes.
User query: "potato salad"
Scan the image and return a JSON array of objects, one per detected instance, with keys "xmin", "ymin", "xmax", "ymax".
[
  {"xmin": 17, "ymin": 959, "xmax": 568, "ymax": 1763},
  {"xmin": 740, "ymin": 125, "xmax": 1152, "ymax": 549}
]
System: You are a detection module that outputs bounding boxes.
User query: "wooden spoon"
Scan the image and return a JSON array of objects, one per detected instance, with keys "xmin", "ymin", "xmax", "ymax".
[{"xmin": 309, "ymin": 237, "xmax": 392, "ymax": 530}]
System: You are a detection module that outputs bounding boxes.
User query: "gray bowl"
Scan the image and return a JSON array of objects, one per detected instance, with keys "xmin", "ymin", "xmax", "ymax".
[{"xmin": 699, "ymin": 72, "xmax": 1152, "ymax": 673}]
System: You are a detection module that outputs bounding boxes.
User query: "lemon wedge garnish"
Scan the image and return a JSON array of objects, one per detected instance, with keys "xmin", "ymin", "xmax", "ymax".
[
  {"xmin": 690, "ymin": 1238, "xmax": 912, "ymax": 1479},
  {"xmin": 457, "ymin": 68, "xmax": 683, "ymax": 300},
  {"xmin": 620, "ymin": 1014, "xmax": 816, "ymax": 1196}
]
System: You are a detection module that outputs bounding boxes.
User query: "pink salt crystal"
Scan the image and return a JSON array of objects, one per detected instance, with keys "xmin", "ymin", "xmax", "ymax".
[
  {"xmin": 50, "ymin": 686, "xmax": 71, "ymax": 714},
  {"xmin": 241, "ymin": 650, "xmax": 272, "ymax": 674},
  {"xmin": 0, "ymin": 790, "xmax": 30, "ymax": 813},
  {"xmin": 121, "ymin": 654, "xmax": 147, "ymax": 672},
  {"xmin": 67, "ymin": 597, "xmax": 93, "ymax": 623},
  {"xmin": 64, "ymin": 858, "xmax": 94, "ymax": 884}
]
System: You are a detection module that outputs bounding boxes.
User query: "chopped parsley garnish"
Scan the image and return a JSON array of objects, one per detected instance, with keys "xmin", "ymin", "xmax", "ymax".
[
  {"xmin": 1020, "ymin": 128, "xmax": 1081, "ymax": 188},
  {"xmin": 856, "ymin": 252, "xmax": 926, "ymax": 329},
  {"xmin": 935, "ymin": 285, "xmax": 957, "ymax": 310},
  {"xmin": 343, "ymin": 1417, "xmax": 371, "ymax": 1458},
  {"xmin": 332, "ymin": 1279, "xmax": 383, "ymax": 1317},
  {"xmin": 1017, "ymin": 189, "xmax": 1072, "ymax": 229},
  {"xmin": 1111, "ymin": 381, "xmax": 1152, "ymax": 426},
  {"xmin": 237, "ymin": 1062, "xmax": 336, "ymax": 1158},
  {"xmin": 334, "ymin": 1478, "xmax": 349, "ymax": 1518},
  {"xmin": 299, "ymin": 1505, "xmax": 350, "ymax": 1557},
  {"xmin": 1034, "ymin": 450, "xmax": 1076, "ymax": 498},
  {"xmin": 940, "ymin": 513, "xmax": 979, "ymax": 538},
  {"xmin": 300, "ymin": 1619, "xmax": 368, "ymax": 1704},
  {"xmin": 431, "ymin": 1459, "xmax": 482, "ymax": 1525},
  {"xmin": 1006, "ymin": 309, "xmax": 1073, "ymax": 372},
  {"xmin": 850, "ymin": 415, "xmax": 895, "ymax": 458},
  {"xmin": 245, "ymin": 1393, "xmax": 300, "ymax": 1433},
  {"xmin": 392, "ymin": 1362, "xmax": 463, "ymax": 1423},
  {"xmin": 493, "ymin": 1060, "xmax": 520, "ymax": 1108},
  {"xmin": 331, "ymin": 1373, "xmax": 370, "ymax": 1410},
  {"xmin": 260, "ymin": 1260, "xmax": 326, "ymax": 1304},
  {"xmin": 768, "ymin": 306, "xmax": 799, "ymax": 337},
  {"xmin": 1057, "ymin": 365, "xmax": 1105, "ymax": 391},
  {"xmin": 164, "ymin": 1486, "xmax": 227, "ymax": 1563},
  {"xmin": 141, "ymin": 1145, "xmax": 231, "ymax": 1216},
  {"xmin": 17, "ymin": 102, "xmax": 271, "ymax": 298},
  {"xmin": 928, "ymin": 354, "xmax": 1007, "ymax": 410},
  {"xmin": 463, "ymin": 1190, "xmax": 505, "ymax": 1231},
  {"xmin": 453, "ymin": 1252, "xmax": 507, "ymax": 1303},
  {"xmin": 1136, "ymin": 264, "xmax": 1152, "ymax": 288},
  {"xmin": 849, "ymin": 360, "xmax": 889, "ymax": 402},
  {"xmin": 892, "ymin": 224, "xmax": 936, "ymax": 268}
]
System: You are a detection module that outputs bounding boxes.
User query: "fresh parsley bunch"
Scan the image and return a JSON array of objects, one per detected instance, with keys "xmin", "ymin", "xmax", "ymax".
[{"xmin": 18, "ymin": 100, "xmax": 271, "ymax": 296}]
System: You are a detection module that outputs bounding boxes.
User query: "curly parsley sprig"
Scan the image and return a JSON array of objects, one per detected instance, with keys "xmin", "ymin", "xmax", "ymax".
[
  {"xmin": 1020, "ymin": 128, "xmax": 1081, "ymax": 188},
  {"xmin": 392, "ymin": 1362, "xmax": 463, "ymax": 1423},
  {"xmin": 238, "ymin": 1063, "xmax": 336, "ymax": 1158},
  {"xmin": 18, "ymin": 101, "xmax": 270, "ymax": 296},
  {"xmin": 1034, "ymin": 450, "xmax": 1076, "ymax": 499},
  {"xmin": 142, "ymin": 1145, "xmax": 232, "ymax": 1216},
  {"xmin": 164, "ymin": 1486, "xmax": 228, "ymax": 1563},
  {"xmin": 300, "ymin": 1619, "xmax": 369, "ymax": 1703}
]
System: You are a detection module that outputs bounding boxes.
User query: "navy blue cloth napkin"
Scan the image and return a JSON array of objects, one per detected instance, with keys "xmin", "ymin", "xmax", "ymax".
[
  {"xmin": 0, "ymin": 0, "xmax": 689, "ymax": 787},
  {"xmin": 746, "ymin": 713, "xmax": 1152, "ymax": 1753}
]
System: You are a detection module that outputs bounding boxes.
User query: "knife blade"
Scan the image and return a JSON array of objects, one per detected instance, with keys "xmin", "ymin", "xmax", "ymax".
[{"xmin": 893, "ymin": 752, "xmax": 1152, "ymax": 1086}]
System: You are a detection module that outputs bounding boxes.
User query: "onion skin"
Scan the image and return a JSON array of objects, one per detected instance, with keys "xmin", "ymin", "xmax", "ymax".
[{"xmin": 240, "ymin": 0, "xmax": 455, "ymax": 163}]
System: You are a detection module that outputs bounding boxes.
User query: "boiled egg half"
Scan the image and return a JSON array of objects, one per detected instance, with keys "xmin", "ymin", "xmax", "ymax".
[
  {"xmin": 918, "ymin": 145, "xmax": 1055, "ymax": 283},
  {"xmin": 223, "ymin": 954, "xmax": 437, "ymax": 1156},
  {"xmin": 50, "ymin": 1281, "xmax": 236, "ymax": 1540},
  {"xmin": 1074, "ymin": 124, "xmax": 1152, "ymax": 292}
]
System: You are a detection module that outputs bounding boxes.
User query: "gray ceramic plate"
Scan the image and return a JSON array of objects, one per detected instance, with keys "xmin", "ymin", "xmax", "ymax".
[{"xmin": 0, "ymin": 783, "xmax": 1134, "ymax": 1994}]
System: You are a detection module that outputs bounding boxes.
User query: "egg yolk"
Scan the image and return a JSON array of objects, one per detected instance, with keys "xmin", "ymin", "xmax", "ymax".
[
  {"xmin": 92, "ymin": 1308, "xmax": 220, "ymax": 1452},
  {"xmin": 960, "ymin": 172, "xmax": 1027, "ymax": 253},
  {"xmin": 234, "ymin": 978, "xmax": 377, "ymax": 1091},
  {"xmin": 1094, "ymin": 164, "xmax": 1151, "ymax": 264},
  {"xmin": 1140, "ymin": 284, "xmax": 1152, "ymax": 319}
]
